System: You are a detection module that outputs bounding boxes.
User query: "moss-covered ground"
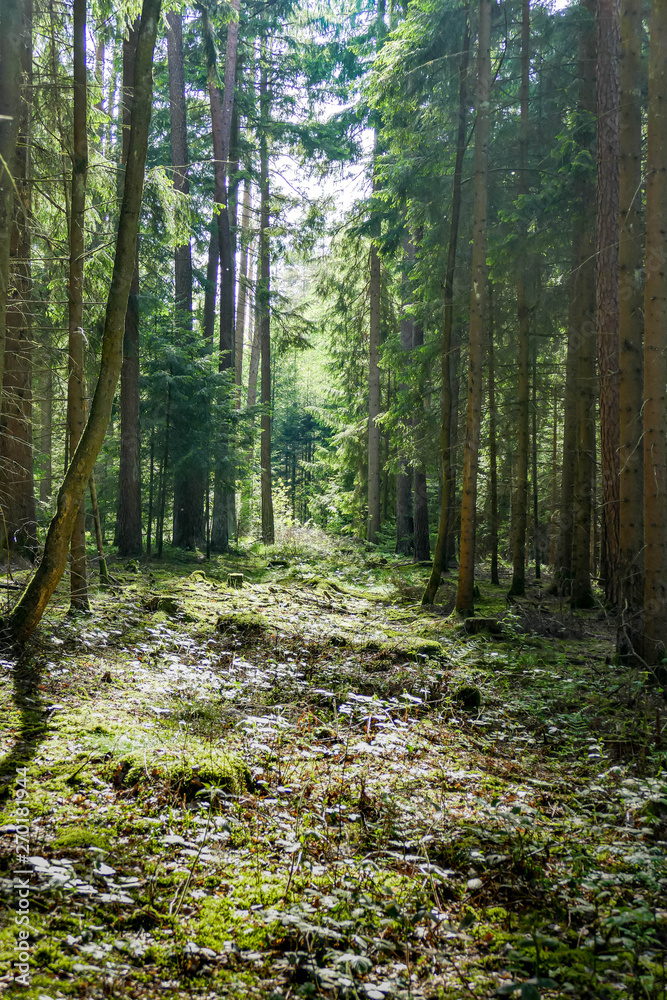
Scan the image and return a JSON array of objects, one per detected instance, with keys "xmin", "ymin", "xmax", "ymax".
[{"xmin": 0, "ymin": 526, "xmax": 665, "ymax": 999}]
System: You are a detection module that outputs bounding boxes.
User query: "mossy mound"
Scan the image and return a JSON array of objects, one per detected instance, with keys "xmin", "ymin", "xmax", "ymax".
[
  {"xmin": 54, "ymin": 827, "xmax": 111, "ymax": 852},
  {"xmin": 144, "ymin": 595, "xmax": 181, "ymax": 616},
  {"xmin": 216, "ymin": 610, "xmax": 267, "ymax": 638},
  {"xmin": 358, "ymin": 637, "xmax": 443, "ymax": 660},
  {"xmin": 106, "ymin": 749, "xmax": 249, "ymax": 802}
]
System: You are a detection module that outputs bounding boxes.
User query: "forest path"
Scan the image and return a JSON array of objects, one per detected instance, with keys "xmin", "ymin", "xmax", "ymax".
[{"xmin": 0, "ymin": 540, "xmax": 664, "ymax": 999}]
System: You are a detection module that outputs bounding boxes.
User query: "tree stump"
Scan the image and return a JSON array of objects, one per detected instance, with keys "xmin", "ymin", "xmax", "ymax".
[{"xmin": 227, "ymin": 573, "xmax": 243, "ymax": 589}]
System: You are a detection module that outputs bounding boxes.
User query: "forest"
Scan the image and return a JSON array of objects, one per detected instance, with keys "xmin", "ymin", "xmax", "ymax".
[{"xmin": 0, "ymin": 0, "xmax": 666, "ymax": 997}]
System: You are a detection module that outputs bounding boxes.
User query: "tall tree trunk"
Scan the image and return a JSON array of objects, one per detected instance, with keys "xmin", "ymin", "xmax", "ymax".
[
  {"xmin": 67, "ymin": 0, "xmax": 89, "ymax": 610},
  {"xmin": 259, "ymin": 44, "xmax": 274, "ymax": 544},
  {"xmin": 455, "ymin": 0, "xmax": 491, "ymax": 615},
  {"xmin": 367, "ymin": 0, "xmax": 386, "ymax": 545},
  {"xmin": 367, "ymin": 232, "xmax": 381, "ymax": 544},
  {"xmin": 157, "ymin": 381, "xmax": 171, "ymax": 560},
  {"xmin": 0, "ymin": 0, "xmax": 35, "ymax": 555},
  {"xmin": 246, "ymin": 285, "xmax": 259, "ymax": 408},
  {"xmin": 550, "ymin": 385, "xmax": 558, "ymax": 566},
  {"xmin": 412, "ymin": 293, "xmax": 430, "ymax": 561},
  {"xmin": 116, "ymin": 19, "xmax": 143, "ymax": 557},
  {"xmin": 618, "ymin": 0, "xmax": 644, "ymax": 632},
  {"xmin": 488, "ymin": 283, "xmax": 499, "ymax": 585},
  {"xmin": 39, "ymin": 363, "xmax": 52, "ymax": 508},
  {"xmin": 209, "ymin": 0, "xmax": 240, "ymax": 552},
  {"xmin": 508, "ymin": 0, "xmax": 531, "ymax": 598},
  {"xmin": 235, "ymin": 180, "xmax": 252, "ymax": 393},
  {"xmin": 422, "ymin": 10, "xmax": 470, "ymax": 603},
  {"xmin": 203, "ymin": 222, "xmax": 218, "ymax": 347},
  {"xmin": 168, "ymin": 10, "xmax": 205, "ymax": 551},
  {"xmin": 89, "ymin": 474, "xmax": 109, "ymax": 585},
  {"xmin": 570, "ymin": 0, "xmax": 597, "ymax": 610},
  {"xmin": 396, "ymin": 229, "xmax": 414, "ymax": 556},
  {"xmin": 532, "ymin": 343, "xmax": 541, "ymax": 580},
  {"xmin": 146, "ymin": 429, "xmax": 154, "ymax": 557},
  {"xmin": 596, "ymin": 0, "xmax": 621, "ymax": 606},
  {"xmin": 642, "ymin": 0, "xmax": 667, "ymax": 664},
  {"xmin": 0, "ymin": 0, "xmax": 24, "ymax": 393},
  {"xmin": 6, "ymin": 0, "xmax": 161, "ymax": 643}
]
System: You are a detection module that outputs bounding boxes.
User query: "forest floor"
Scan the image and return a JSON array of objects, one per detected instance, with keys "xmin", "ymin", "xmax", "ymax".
[{"xmin": 0, "ymin": 524, "xmax": 665, "ymax": 1000}]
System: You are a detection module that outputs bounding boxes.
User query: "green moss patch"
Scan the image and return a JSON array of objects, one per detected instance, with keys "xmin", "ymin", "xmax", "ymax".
[
  {"xmin": 105, "ymin": 747, "xmax": 249, "ymax": 801},
  {"xmin": 216, "ymin": 610, "xmax": 268, "ymax": 639},
  {"xmin": 53, "ymin": 826, "xmax": 110, "ymax": 851}
]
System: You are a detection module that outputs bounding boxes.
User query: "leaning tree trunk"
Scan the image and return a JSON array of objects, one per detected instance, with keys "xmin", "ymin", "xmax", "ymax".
[
  {"xmin": 5, "ymin": 0, "xmax": 161, "ymax": 643},
  {"xmin": 618, "ymin": 0, "xmax": 644, "ymax": 633},
  {"xmin": 67, "ymin": 0, "xmax": 89, "ymax": 611},
  {"xmin": 455, "ymin": 0, "xmax": 491, "ymax": 615},
  {"xmin": 422, "ymin": 11, "xmax": 469, "ymax": 604},
  {"xmin": 116, "ymin": 18, "xmax": 143, "ymax": 557},
  {"xmin": 596, "ymin": 0, "xmax": 621, "ymax": 606},
  {"xmin": 642, "ymin": 0, "xmax": 667, "ymax": 664},
  {"xmin": 508, "ymin": 0, "xmax": 531, "ymax": 599}
]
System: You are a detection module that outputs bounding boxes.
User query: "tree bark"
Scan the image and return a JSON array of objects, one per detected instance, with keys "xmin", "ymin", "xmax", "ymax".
[
  {"xmin": 367, "ymin": 231, "xmax": 381, "ymax": 545},
  {"xmin": 367, "ymin": 0, "xmax": 386, "ymax": 545},
  {"xmin": 116, "ymin": 18, "xmax": 143, "ymax": 557},
  {"xmin": 508, "ymin": 0, "xmax": 531, "ymax": 598},
  {"xmin": 168, "ymin": 10, "xmax": 206, "ymax": 551},
  {"xmin": 596, "ymin": 0, "xmax": 621, "ymax": 606},
  {"xmin": 488, "ymin": 283, "xmax": 499, "ymax": 585},
  {"xmin": 0, "ymin": 0, "xmax": 24, "ymax": 394},
  {"xmin": 422, "ymin": 10, "xmax": 469, "ymax": 604},
  {"xmin": 89, "ymin": 474, "xmax": 109, "ymax": 585},
  {"xmin": 39, "ymin": 363, "xmax": 52, "ymax": 508},
  {"xmin": 6, "ymin": 0, "xmax": 161, "ymax": 643},
  {"xmin": 259, "ymin": 44, "xmax": 274, "ymax": 545},
  {"xmin": 412, "ymin": 296, "xmax": 429, "ymax": 561},
  {"xmin": 0, "ymin": 0, "xmax": 35, "ymax": 555},
  {"xmin": 618, "ymin": 0, "xmax": 643, "ymax": 627},
  {"xmin": 67, "ymin": 0, "xmax": 89, "ymax": 610},
  {"xmin": 570, "ymin": 0, "xmax": 597, "ymax": 610},
  {"xmin": 235, "ymin": 179, "xmax": 252, "ymax": 393},
  {"xmin": 455, "ymin": 0, "xmax": 491, "ymax": 615},
  {"xmin": 209, "ymin": 0, "xmax": 240, "ymax": 552},
  {"xmin": 532, "ymin": 343, "xmax": 541, "ymax": 580},
  {"xmin": 396, "ymin": 229, "xmax": 414, "ymax": 556},
  {"xmin": 642, "ymin": 0, "xmax": 667, "ymax": 663}
]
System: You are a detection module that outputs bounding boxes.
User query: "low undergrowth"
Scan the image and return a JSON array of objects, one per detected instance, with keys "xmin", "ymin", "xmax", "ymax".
[{"xmin": 0, "ymin": 535, "xmax": 665, "ymax": 999}]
